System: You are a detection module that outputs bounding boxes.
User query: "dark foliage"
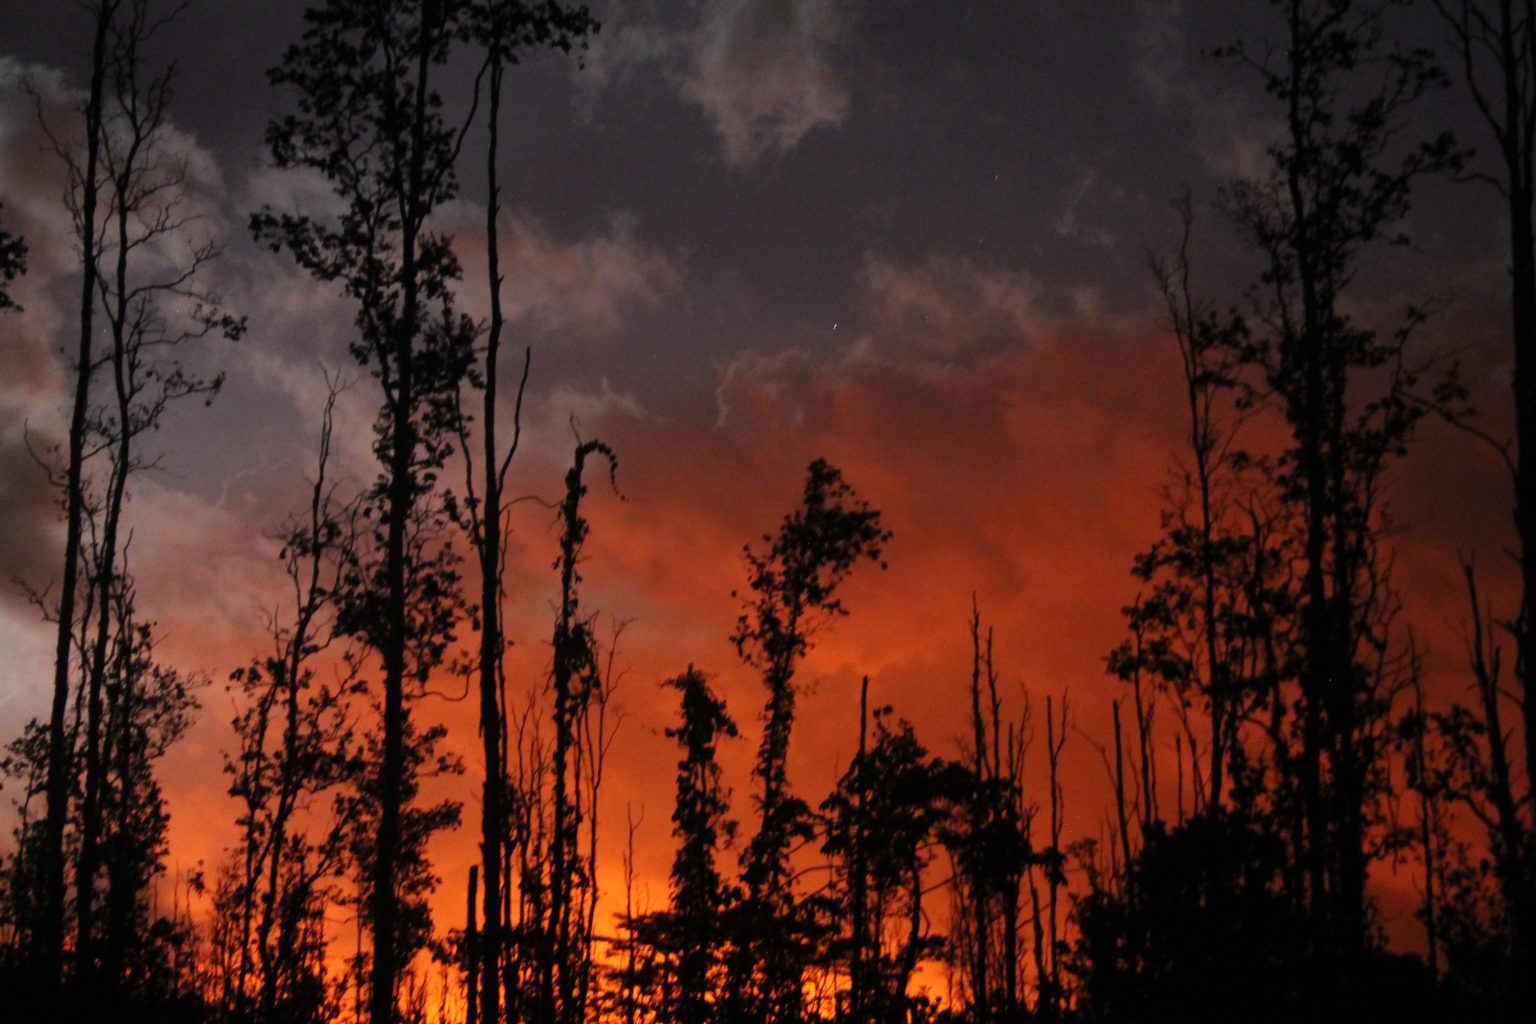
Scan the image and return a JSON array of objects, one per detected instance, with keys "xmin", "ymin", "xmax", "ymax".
[
  {"xmin": 728, "ymin": 458, "xmax": 890, "ymax": 1024},
  {"xmin": 0, "ymin": 203, "xmax": 25, "ymax": 312},
  {"xmin": 617, "ymin": 668, "xmax": 739, "ymax": 1024},
  {"xmin": 1073, "ymin": 812, "xmax": 1445, "ymax": 1024},
  {"xmin": 256, "ymin": 2, "xmax": 478, "ymax": 1017},
  {"xmin": 822, "ymin": 706, "xmax": 966, "ymax": 1024}
]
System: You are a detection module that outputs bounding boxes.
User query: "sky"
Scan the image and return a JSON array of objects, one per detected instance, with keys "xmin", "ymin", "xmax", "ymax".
[{"xmin": 0, "ymin": 0, "xmax": 1522, "ymax": 962}]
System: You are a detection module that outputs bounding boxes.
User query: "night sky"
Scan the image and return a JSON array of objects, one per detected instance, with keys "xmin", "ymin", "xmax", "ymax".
[{"xmin": 0, "ymin": 0, "xmax": 1518, "ymax": 953}]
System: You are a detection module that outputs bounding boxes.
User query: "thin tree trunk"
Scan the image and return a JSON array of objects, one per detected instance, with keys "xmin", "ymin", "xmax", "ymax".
[
  {"xmin": 1496, "ymin": 0, "xmax": 1536, "ymax": 967},
  {"xmin": 370, "ymin": 10, "xmax": 434, "ymax": 1016},
  {"xmin": 1045, "ymin": 694, "xmax": 1065, "ymax": 1018},
  {"xmin": 42, "ymin": 0, "xmax": 114, "ymax": 988},
  {"xmin": 968, "ymin": 610, "xmax": 990, "ymax": 1022},
  {"xmin": 850, "ymin": 676, "xmax": 870, "ymax": 1024},
  {"xmin": 475, "ymin": 43, "xmax": 518, "ymax": 1024},
  {"xmin": 102, "ymin": 589, "xmax": 135, "ymax": 982},
  {"xmin": 76, "ymin": 83, "xmax": 146, "ymax": 974},
  {"xmin": 467, "ymin": 866, "xmax": 480, "ymax": 1024},
  {"xmin": 260, "ymin": 424, "xmax": 335, "ymax": 1018},
  {"xmin": 1112, "ymin": 701, "xmax": 1133, "ymax": 875}
]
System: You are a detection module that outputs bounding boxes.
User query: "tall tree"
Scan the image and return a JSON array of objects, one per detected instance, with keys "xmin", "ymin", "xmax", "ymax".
[
  {"xmin": 1217, "ymin": 0, "xmax": 1461, "ymax": 956},
  {"xmin": 454, "ymin": 7, "xmax": 596, "ymax": 1021},
  {"xmin": 947, "ymin": 613, "xmax": 1041, "ymax": 1022},
  {"xmin": 1110, "ymin": 199, "xmax": 1307, "ymax": 943},
  {"xmin": 728, "ymin": 458, "xmax": 890, "ymax": 1024},
  {"xmin": 631, "ymin": 666, "xmax": 739, "ymax": 1024},
  {"xmin": 38, "ymin": 0, "xmax": 115, "ymax": 990},
  {"xmin": 256, "ymin": 2, "xmax": 476, "ymax": 1017},
  {"xmin": 12, "ymin": 0, "xmax": 235, "ymax": 1001},
  {"xmin": 74, "ymin": 1, "xmax": 236, "ymax": 981},
  {"xmin": 1435, "ymin": 0, "xmax": 1536, "ymax": 972},
  {"xmin": 533, "ymin": 438, "xmax": 618, "ymax": 1024}
]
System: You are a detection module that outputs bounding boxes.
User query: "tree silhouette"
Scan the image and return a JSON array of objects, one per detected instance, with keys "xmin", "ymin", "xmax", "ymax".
[
  {"xmin": 3, "ymin": 585, "xmax": 207, "ymax": 1018},
  {"xmin": 1071, "ymin": 812, "xmax": 1311, "ymax": 1024},
  {"xmin": 95, "ymin": 583, "xmax": 204, "ymax": 1008},
  {"xmin": 36, "ymin": 1, "xmax": 114, "ymax": 992},
  {"xmin": 530, "ymin": 439, "xmax": 620, "ymax": 1024},
  {"xmin": 1434, "ymin": 0, "xmax": 1536, "ymax": 984},
  {"xmin": 728, "ymin": 458, "xmax": 890, "ymax": 1024},
  {"xmin": 1108, "ymin": 200, "xmax": 1313, "ymax": 964},
  {"xmin": 822, "ymin": 695, "xmax": 963, "ymax": 1024},
  {"xmin": 619, "ymin": 667, "xmax": 739, "ymax": 1024},
  {"xmin": 256, "ymin": 2, "xmax": 479, "ymax": 1017},
  {"xmin": 0, "ymin": 2, "xmax": 237, "ymax": 1009},
  {"xmin": 1406, "ymin": 566, "xmax": 1531, "ymax": 1015},
  {"xmin": 665, "ymin": 668, "xmax": 738, "ymax": 1024},
  {"xmin": 0, "ymin": 203, "xmax": 25, "ymax": 313},
  {"xmin": 73, "ymin": 3, "xmax": 237, "ymax": 988},
  {"xmin": 216, "ymin": 381, "xmax": 362, "ymax": 1024},
  {"xmin": 943, "ymin": 612, "xmax": 1046, "ymax": 1022},
  {"xmin": 338, "ymin": 698, "xmax": 464, "ymax": 1016},
  {"xmin": 5, "ymin": 3, "xmax": 1536, "ymax": 1021},
  {"xmin": 1215, "ymin": 0, "xmax": 1462, "ymax": 959},
  {"xmin": 1110, "ymin": 198, "xmax": 1296, "ymax": 822},
  {"xmin": 452, "ymin": 6, "xmax": 596, "ymax": 1021}
]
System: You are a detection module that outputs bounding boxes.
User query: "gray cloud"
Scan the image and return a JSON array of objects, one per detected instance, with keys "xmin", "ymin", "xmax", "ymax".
[
  {"xmin": 580, "ymin": 0, "xmax": 851, "ymax": 168},
  {"xmin": 685, "ymin": 0, "xmax": 849, "ymax": 167}
]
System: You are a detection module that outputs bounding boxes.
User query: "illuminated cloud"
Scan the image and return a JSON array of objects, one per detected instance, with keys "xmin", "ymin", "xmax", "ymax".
[
  {"xmin": 451, "ymin": 211, "xmax": 684, "ymax": 337},
  {"xmin": 684, "ymin": 0, "xmax": 850, "ymax": 167},
  {"xmin": 1053, "ymin": 169, "xmax": 1119, "ymax": 249},
  {"xmin": 855, "ymin": 255, "xmax": 1123, "ymax": 365},
  {"xmin": 578, "ymin": 0, "xmax": 851, "ymax": 168}
]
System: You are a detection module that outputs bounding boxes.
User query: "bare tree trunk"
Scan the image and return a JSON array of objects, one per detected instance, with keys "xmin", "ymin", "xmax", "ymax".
[
  {"xmin": 542, "ymin": 440, "xmax": 614, "ymax": 1024},
  {"xmin": 1045, "ymin": 694, "xmax": 1066, "ymax": 1018},
  {"xmin": 1027, "ymin": 863, "xmax": 1046, "ymax": 1019},
  {"xmin": 101, "ymin": 583, "xmax": 135, "ymax": 983},
  {"xmin": 472, "ymin": 44, "xmax": 523, "ymax": 1024},
  {"xmin": 77, "ymin": 48, "xmax": 148, "ymax": 967},
  {"xmin": 849, "ymin": 676, "xmax": 870, "ymax": 1024},
  {"xmin": 967, "ymin": 609, "xmax": 990, "ymax": 1022},
  {"xmin": 1408, "ymin": 656, "xmax": 1439, "ymax": 989},
  {"xmin": 467, "ymin": 866, "xmax": 480, "ymax": 1024},
  {"xmin": 42, "ymin": 0, "xmax": 114, "ymax": 989},
  {"xmin": 1129, "ymin": 618, "xmax": 1156, "ymax": 833},
  {"xmin": 1112, "ymin": 702, "xmax": 1134, "ymax": 876},
  {"xmin": 1466, "ymin": 565, "xmax": 1530, "ymax": 949},
  {"xmin": 1439, "ymin": 0, "xmax": 1536, "ymax": 964}
]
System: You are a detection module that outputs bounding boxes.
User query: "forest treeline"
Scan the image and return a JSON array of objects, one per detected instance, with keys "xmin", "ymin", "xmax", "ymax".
[{"xmin": 0, "ymin": 0, "xmax": 1533, "ymax": 1022}]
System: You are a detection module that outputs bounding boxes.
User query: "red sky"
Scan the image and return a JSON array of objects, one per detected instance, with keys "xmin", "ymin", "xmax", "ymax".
[{"xmin": 0, "ymin": 0, "xmax": 1524, "ymax": 987}]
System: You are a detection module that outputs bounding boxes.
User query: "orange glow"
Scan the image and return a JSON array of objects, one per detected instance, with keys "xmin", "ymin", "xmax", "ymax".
[{"xmin": 110, "ymin": 314, "xmax": 1515, "ymax": 992}]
